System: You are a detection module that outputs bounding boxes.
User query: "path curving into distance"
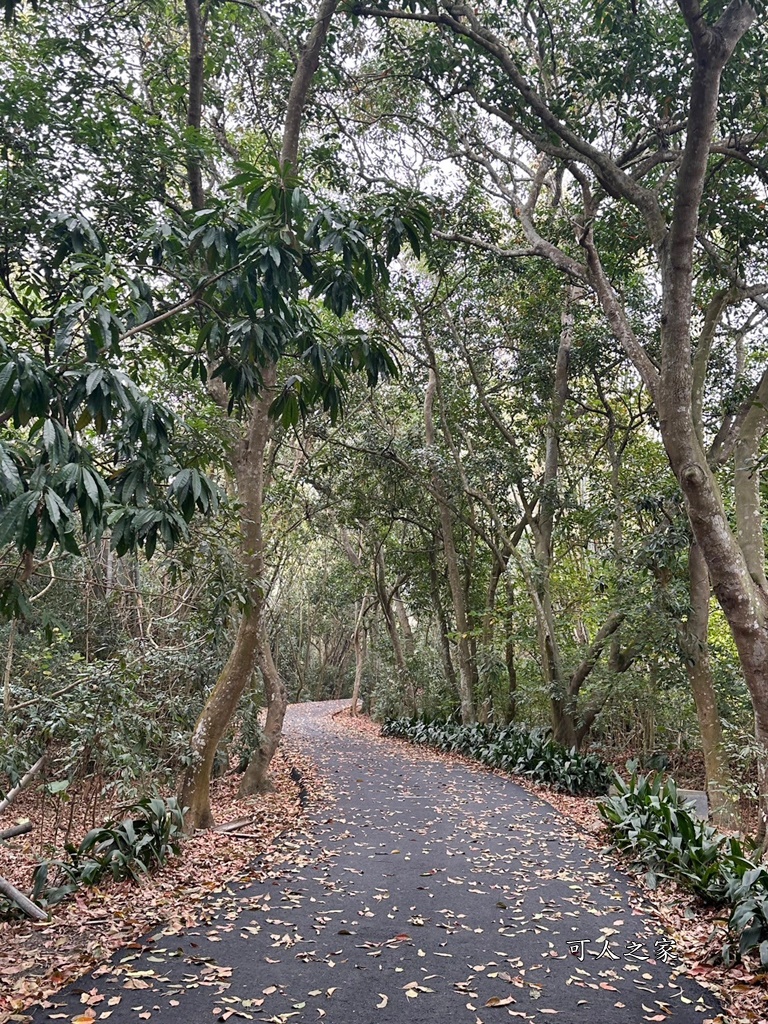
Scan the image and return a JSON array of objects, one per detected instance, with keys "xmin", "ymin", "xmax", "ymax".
[{"xmin": 26, "ymin": 700, "xmax": 721, "ymax": 1024}]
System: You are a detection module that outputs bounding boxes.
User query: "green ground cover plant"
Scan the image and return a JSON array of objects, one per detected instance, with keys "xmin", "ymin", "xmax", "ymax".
[
  {"xmin": 599, "ymin": 765, "xmax": 768, "ymax": 967},
  {"xmin": 381, "ymin": 717, "xmax": 612, "ymax": 796},
  {"xmin": 26, "ymin": 796, "xmax": 185, "ymax": 911}
]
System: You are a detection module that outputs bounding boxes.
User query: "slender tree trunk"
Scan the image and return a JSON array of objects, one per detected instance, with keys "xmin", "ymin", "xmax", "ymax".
[
  {"xmin": 503, "ymin": 577, "xmax": 517, "ymax": 723},
  {"xmin": 180, "ymin": 610, "xmax": 261, "ymax": 827},
  {"xmin": 350, "ymin": 600, "xmax": 367, "ymax": 715},
  {"xmin": 394, "ymin": 595, "xmax": 415, "ymax": 660},
  {"xmin": 184, "ymin": 0, "xmax": 206, "ymax": 211},
  {"xmin": 428, "ymin": 551, "xmax": 459, "ymax": 697},
  {"xmin": 374, "ymin": 548, "xmax": 415, "ymax": 711},
  {"xmin": 683, "ymin": 541, "xmax": 734, "ymax": 825},
  {"xmin": 180, "ymin": 369, "xmax": 275, "ymax": 829},
  {"xmin": 532, "ymin": 288, "xmax": 573, "ymax": 742},
  {"xmin": 0, "ymin": 754, "xmax": 46, "ymax": 816},
  {"xmin": 424, "ymin": 364, "xmax": 475, "ymax": 722},
  {"xmin": 178, "ymin": 0, "xmax": 340, "ymax": 830}
]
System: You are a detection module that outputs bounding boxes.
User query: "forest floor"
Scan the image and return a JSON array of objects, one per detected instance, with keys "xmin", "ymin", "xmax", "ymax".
[{"xmin": 1, "ymin": 699, "xmax": 763, "ymax": 1024}]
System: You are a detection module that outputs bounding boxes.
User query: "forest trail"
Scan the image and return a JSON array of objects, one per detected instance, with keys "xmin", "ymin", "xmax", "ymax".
[{"xmin": 27, "ymin": 701, "xmax": 721, "ymax": 1024}]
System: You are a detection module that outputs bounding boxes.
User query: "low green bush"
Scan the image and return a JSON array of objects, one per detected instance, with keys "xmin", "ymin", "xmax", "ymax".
[
  {"xmin": 725, "ymin": 866, "xmax": 768, "ymax": 967},
  {"xmin": 31, "ymin": 795, "xmax": 184, "ymax": 908},
  {"xmin": 598, "ymin": 764, "xmax": 768, "ymax": 968},
  {"xmin": 381, "ymin": 717, "xmax": 612, "ymax": 795}
]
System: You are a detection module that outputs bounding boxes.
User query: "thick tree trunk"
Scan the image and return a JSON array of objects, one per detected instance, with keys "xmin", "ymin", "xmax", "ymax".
[
  {"xmin": 239, "ymin": 632, "xmax": 289, "ymax": 795},
  {"xmin": 683, "ymin": 541, "xmax": 734, "ymax": 825}
]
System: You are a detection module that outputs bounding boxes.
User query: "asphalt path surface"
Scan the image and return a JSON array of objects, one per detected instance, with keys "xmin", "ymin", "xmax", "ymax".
[{"xmin": 27, "ymin": 701, "xmax": 722, "ymax": 1024}]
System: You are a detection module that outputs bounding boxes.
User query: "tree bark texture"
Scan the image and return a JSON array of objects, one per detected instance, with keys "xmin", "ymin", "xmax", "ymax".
[
  {"xmin": 180, "ymin": 368, "xmax": 275, "ymax": 830},
  {"xmin": 238, "ymin": 631, "xmax": 289, "ymax": 795}
]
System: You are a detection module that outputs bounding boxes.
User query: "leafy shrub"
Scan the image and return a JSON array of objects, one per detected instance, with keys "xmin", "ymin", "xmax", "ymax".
[
  {"xmin": 724, "ymin": 867, "xmax": 768, "ymax": 968},
  {"xmin": 598, "ymin": 765, "xmax": 734, "ymax": 898},
  {"xmin": 599, "ymin": 764, "xmax": 768, "ymax": 967},
  {"xmin": 381, "ymin": 717, "xmax": 612, "ymax": 795},
  {"xmin": 31, "ymin": 795, "xmax": 184, "ymax": 907}
]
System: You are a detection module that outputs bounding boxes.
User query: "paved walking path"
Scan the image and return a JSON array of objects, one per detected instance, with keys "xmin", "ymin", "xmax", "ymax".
[{"xmin": 28, "ymin": 701, "xmax": 722, "ymax": 1023}]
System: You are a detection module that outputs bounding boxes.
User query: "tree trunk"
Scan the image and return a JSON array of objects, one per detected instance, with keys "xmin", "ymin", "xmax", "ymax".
[
  {"xmin": 683, "ymin": 540, "xmax": 735, "ymax": 826},
  {"xmin": 184, "ymin": 0, "xmax": 206, "ymax": 210},
  {"xmin": 424, "ymin": 364, "xmax": 475, "ymax": 722},
  {"xmin": 428, "ymin": 551, "xmax": 459, "ymax": 697},
  {"xmin": 177, "ymin": 0, "xmax": 341, "ymax": 830},
  {"xmin": 180, "ymin": 607, "xmax": 261, "ymax": 828},
  {"xmin": 374, "ymin": 548, "xmax": 416, "ymax": 711},
  {"xmin": 393, "ymin": 595, "xmax": 415, "ymax": 660},
  {"xmin": 0, "ymin": 754, "xmax": 46, "ymax": 816},
  {"xmin": 350, "ymin": 599, "xmax": 367, "ymax": 715},
  {"xmin": 529, "ymin": 288, "xmax": 573, "ymax": 741},
  {"xmin": 503, "ymin": 577, "xmax": 517, "ymax": 723},
  {"xmin": 350, "ymin": 626, "xmax": 367, "ymax": 716},
  {"xmin": 239, "ymin": 631, "xmax": 289, "ymax": 795},
  {"xmin": 180, "ymin": 369, "xmax": 275, "ymax": 830}
]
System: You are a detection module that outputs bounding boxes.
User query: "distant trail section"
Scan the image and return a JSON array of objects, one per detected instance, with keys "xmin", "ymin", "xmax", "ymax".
[{"xmin": 25, "ymin": 700, "xmax": 721, "ymax": 1024}]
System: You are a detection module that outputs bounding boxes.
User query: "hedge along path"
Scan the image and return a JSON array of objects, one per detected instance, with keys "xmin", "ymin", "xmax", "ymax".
[{"xmin": 23, "ymin": 700, "xmax": 721, "ymax": 1024}]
